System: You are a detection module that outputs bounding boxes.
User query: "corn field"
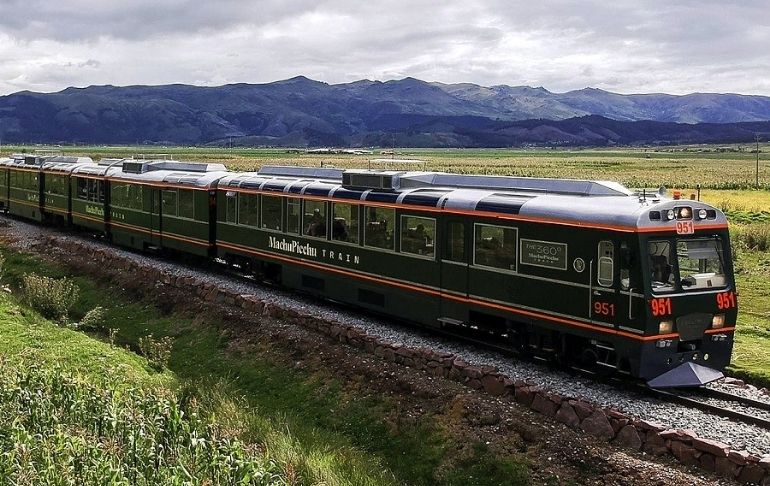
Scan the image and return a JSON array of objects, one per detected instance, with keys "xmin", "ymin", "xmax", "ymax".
[{"xmin": 0, "ymin": 365, "xmax": 286, "ymax": 485}]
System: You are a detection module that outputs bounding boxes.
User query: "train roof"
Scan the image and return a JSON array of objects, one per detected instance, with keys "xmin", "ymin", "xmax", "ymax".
[
  {"xmin": 219, "ymin": 165, "xmax": 728, "ymax": 230},
  {"xmin": 0, "ymin": 154, "xmax": 94, "ymax": 171},
  {"xmin": 106, "ymin": 159, "xmax": 229, "ymax": 188}
]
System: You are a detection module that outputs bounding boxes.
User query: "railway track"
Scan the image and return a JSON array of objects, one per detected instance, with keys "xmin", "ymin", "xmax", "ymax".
[{"xmin": 646, "ymin": 387, "xmax": 770, "ymax": 431}]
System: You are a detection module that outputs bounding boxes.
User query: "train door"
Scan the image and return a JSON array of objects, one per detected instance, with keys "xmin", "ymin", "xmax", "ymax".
[
  {"xmin": 591, "ymin": 240, "xmax": 619, "ymax": 326},
  {"xmin": 149, "ymin": 188, "xmax": 162, "ymax": 247},
  {"xmin": 439, "ymin": 219, "xmax": 469, "ymax": 325}
]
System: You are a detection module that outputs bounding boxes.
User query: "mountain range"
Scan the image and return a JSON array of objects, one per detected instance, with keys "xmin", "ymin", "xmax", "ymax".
[{"xmin": 1, "ymin": 76, "xmax": 770, "ymax": 147}]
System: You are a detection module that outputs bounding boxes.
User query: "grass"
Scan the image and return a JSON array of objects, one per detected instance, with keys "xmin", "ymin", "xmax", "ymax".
[{"xmin": 0, "ymin": 248, "xmax": 530, "ymax": 485}]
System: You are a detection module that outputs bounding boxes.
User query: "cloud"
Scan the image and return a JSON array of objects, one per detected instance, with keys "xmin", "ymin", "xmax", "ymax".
[{"xmin": 0, "ymin": 0, "xmax": 768, "ymax": 96}]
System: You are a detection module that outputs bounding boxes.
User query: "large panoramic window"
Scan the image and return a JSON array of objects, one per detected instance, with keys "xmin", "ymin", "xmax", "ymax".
[
  {"xmin": 303, "ymin": 200, "xmax": 327, "ymax": 238},
  {"xmin": 364, "ymin": 206, "xmax": 395, "ymax": 250},
  {"xmin": 261, "ymin": 195, "xmax": 282, "ymax": 231},
  {"xmin": 332, "ymin": 202, "xmax": 359, "ymax": 244},
  {"xmin": 286, "ymin": 198, "xmax": 301, "ymax": 234},
  {"xmin": 178, "ymin": 189, "xmax": 195, "ymax": 220},
  {"xmin": 76, "ymin": 178, "xmax": 104, "ymax": 203},
  {"xmin": 161, "ymin": 189, "xmax": 178, "ymax": 216},
  {"xmin": 474, "ymin": 224, "xmax": 517, "ymax": 271},
  {"xmin": 400, "ymin": 215, "xmax": 435, "ymax": 258},
  {"xmin": 237, "ymin": 193, "xmax": 259, "ymax": 227},
  {"xmin": 45, "ymin": 174, "xmax": 68, "ymax": 196}
]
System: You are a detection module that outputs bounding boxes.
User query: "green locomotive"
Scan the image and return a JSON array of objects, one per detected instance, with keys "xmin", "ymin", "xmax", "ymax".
[{"xmin": 0, "ymin": 155, "xmax": 736, "ymax": 387}]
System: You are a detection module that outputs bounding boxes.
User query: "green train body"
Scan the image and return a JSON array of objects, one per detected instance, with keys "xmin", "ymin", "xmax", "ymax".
[{"xmin": 0, "ymin": 155, "xmax": 737, "ymax": 386}]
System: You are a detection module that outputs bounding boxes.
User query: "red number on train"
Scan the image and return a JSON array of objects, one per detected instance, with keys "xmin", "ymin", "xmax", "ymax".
[
  {"xmin": 650, "ymin": 298, "xmax": 673, "ymax": 317},
  {"xmin": 716, "ymin": 291, "xmax": 737, "ymax": 310},
  {"xmin": 593, "ymin": 302, "xmax": 615, "ymax": 317}
]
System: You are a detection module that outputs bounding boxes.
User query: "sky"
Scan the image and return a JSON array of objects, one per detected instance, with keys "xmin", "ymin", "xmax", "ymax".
[{"xmin": 0, "ymin": 0, "xmax": 769, "ymax": 96}]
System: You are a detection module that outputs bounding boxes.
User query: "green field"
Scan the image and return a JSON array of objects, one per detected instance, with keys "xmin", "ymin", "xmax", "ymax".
[{"xmin": 2, "ymin": 144, "xmax": 769, "ymax": 189}]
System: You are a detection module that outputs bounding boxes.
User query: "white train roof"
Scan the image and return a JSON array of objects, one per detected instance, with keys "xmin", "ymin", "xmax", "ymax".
[
  {"xmin": 219, "ymin": 165, "xmax": 728, "ymax": 230},
  {"xmin": 106, "ymin": 159, "xmax": 229, "ymax": 188}
]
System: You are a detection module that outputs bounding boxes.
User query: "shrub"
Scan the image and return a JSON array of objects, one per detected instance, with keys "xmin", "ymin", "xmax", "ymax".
[
  {"xmin": 20, "ymin": 273, "xmax": 80, "ymax": 322},
  {"xmin": 138, "ymin": 334, "xmax": 174, "ymax": 370},
  {"xmin": 79, "ymin": 305, "xmax": 106, "ymax": 329}
]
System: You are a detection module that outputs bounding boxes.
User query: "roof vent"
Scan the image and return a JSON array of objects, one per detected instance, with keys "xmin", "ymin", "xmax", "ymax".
[{"xmin": 342, "ymin": 170, "xmax": 401, "ymax": 191}]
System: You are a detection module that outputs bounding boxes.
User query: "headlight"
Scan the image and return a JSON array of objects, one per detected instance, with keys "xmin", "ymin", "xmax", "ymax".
[
  {"xmin": 666, "ymin": 209, "xmax": 675, "ymax": 220},
  {"xmin": 676, "ymin": 207, "xmax": 692, "ymax": 219},
  {"xmin": 698, "ymin": 208, "xmax": 708, "ymax": 219},
  {"xmin": 712, "ymin": 314, "xmax": 725, "ymax": 329},
  {"xmin": 659, "ymin": 320, "xmax": 674, "ymax": 334}
]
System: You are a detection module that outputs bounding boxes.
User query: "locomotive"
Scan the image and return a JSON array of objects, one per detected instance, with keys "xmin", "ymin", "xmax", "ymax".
[{"xmin": 0, "ymin": 153, "xmax": 737, "ymax": 387}]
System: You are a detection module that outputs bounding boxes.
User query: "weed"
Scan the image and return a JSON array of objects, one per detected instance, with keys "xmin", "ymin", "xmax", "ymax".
[
  {"xmin": 138, "ymin": 334, "xmax": 174, "ymax": 370},
  {"xmin": 20, "ymin": 273, "xmax": 79, "ymax": 323}
]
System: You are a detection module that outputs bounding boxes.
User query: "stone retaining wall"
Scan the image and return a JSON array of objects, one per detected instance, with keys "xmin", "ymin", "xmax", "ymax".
[{"xmin": 49, "ymin": 236, "xmax": 770, "ymax": 485}]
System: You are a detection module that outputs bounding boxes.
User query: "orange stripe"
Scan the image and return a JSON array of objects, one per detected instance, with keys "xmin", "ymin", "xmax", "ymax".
[
  {"xmin": 44, "ymin": 206, "xmax": 69, "ymax": 215},
  {"xmin": 9, "ymin": 197, "xmax": 40, "ymax": 209},
  {"xmin": 705, "ymin": 327, "xmax": 736, "ymax": 334},
  {"xmin": 216, "ymin": 239, "xmax": 706, "ymax": 342},
  {"xmin": 72, "ymin": 212, "xmax": 105, "ymax": 225},
  {"xmin": 110, "ymin": 220, "xmax": 210, "ymax": 247},
  {"xmin": 218, "ymin": 188, "xmax": 728, "ymax": 234}
]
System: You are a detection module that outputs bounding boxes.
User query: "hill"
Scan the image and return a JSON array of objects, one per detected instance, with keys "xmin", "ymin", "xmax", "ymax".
[{"xmin": 1, "ymin": 77, "xmax": 770, "ymax": 146}]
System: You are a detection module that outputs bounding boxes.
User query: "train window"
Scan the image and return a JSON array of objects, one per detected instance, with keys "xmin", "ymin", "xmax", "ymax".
[
  {"xmin": 261, "ymin": 195, "xmax": 283, "ymax": 231},
  {"xmin": 619, "ymin": 242, "xmax": 632, "ymax": 290},
  {"xmin": 676, "ymin": 238, "xmax": 726, "ymax": 291},
  {"xmin": 178, "ymin": 189, "xmax": 195, "ymax": 220},
  {"xmin": 225, "ymin": 192, "xmax": 237, "ymax": 223},
  {"xmin": 237, "ymin": 193, "xmax": 259, "ymax": 227},
  {"xmin": 111, "ymin": 183, "xmax": 129, "ymax": 208},
  {"xmin": 648, "ymin": 240, "xmax": 675, "ymax": 292},
  {"xmin": 287, "ymin": 198, "xmax": 301, "ymax": 234},
  {"xmin": 364, "ymin": 206, "xmax": 395, "ymax": 250},
  {"xmin": 332, "ymin": 202, "xmax": 359, "ymax": 244},
  {"xmin": 597, "ymin": 241, "xmax": 614, "ymax": 287},
  {"xmin": 112, "ymin": 184, "xmax": 144, "ymax": 211},
  {"xmin": 303, "ymin": 200, "xmax": 328, "ymax": 238},
  {"xmin": 76, "ymin": 178, "xmax": 88, "ymax": 200},
  {"xmin": 447, "ymin": 222, "xmax": 465, "ymax": 262},
  {"xmin": 162, "ymin": 189, "xmax": 178, "ymax": 216},
  {"xmin": 474, "ymin": 224, "xmax": 517, "ymax": 271},
  {"xmin": 400, "ymin": 215, "xmax": 435, "ymax": 258},
  {"xmin": 45, "ymin": 175, "xmax": 66, "ymax": 195}
]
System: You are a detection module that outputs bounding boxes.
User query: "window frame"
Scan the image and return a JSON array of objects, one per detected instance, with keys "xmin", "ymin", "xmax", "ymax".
[
  {"xmin": 399, "ymin": 214, "xmax": 436, "ymax": 260},
  {"xmin": 302, "ymin": 199, "xmax": 329, "ymax": 240},
  {"xmin": 176, "ymin": 188, "xmax": 196, "ymax": 221},
  {"xmin": 363, "ymin": 205, "xmax": 396, "ymax": 251},
  {"xmin": 161, "ymin": 189, "xmax": 178, "ymax": 217},
  {"xmin": 236, "ymin": 192, "xmax": 259, "ymax": 227},
  {"xmin": 331, "ymin": 202, "xmax": 360, "ymax": 246},
  {"xmin": 260, "ymin": 194, "xmax": 284, "ymax": 232},
  {"xmin": 597, "ymin": 240, "xmax": 615, "ymax": 287},
  {"xmin": 472, "ymin": 223, "xmax": 519, "ymax": 273}
]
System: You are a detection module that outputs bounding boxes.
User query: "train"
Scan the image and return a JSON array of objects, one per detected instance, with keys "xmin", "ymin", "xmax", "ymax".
[{"xmin": 0, "ymin": 153, "xmax": 737, "ymax": 387}]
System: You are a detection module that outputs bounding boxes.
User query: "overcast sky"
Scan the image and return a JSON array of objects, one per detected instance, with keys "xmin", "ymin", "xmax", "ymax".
[{"xmin": 0, "ymin": 0, "xmax": 768, "ymax": 96}]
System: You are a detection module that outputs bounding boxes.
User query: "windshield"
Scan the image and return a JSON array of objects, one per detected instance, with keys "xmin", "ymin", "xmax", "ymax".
[{"xmin": 648, "ymin": 236, "xmax": 727, "ymax": 293}]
